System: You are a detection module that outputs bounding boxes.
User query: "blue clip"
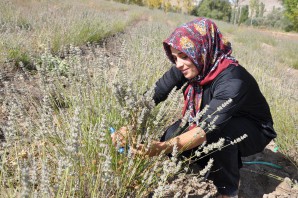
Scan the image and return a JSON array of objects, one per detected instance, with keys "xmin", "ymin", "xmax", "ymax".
[{"xmin": 109, "ymin": 127, "xmax": 116, "ymax": 134}]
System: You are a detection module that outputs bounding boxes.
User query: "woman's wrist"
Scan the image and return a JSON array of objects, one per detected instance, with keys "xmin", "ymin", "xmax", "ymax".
[
  {"xmin": 146, "ymin": 141, "xmax": 169, "ymax": 156},
  {"xmin": 159, "ymin": 140, "xmax": 174, "ymax": 155}
]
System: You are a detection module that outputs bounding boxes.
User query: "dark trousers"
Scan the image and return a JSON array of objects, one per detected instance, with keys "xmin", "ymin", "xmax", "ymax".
[{"xmin": 161, "ymin": 117, "xmax": 274, "ymax": 196}]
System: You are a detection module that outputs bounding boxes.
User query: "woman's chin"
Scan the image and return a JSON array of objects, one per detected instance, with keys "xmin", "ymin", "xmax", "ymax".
[
  {"xmin": 182, "ymin": 70, "xmax": 199, "ymax": 79},
  {"xmin": 184, "ymin": 74, "xmax": 197, "ymax": 79}
]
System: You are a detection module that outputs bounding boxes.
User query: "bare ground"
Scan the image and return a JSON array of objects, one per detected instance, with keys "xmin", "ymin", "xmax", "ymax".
[{"xmin": 239, "ymin": 141, "xmax": 298, "ymax": 197}]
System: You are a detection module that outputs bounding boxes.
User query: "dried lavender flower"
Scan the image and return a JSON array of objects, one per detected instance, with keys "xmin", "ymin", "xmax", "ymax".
[
  {"xmin": 199, "ymin": 158, "xmax": 214, "ymax": 176},
  {"xmin": 66, "ymin": 107, "xmax": 81, "ymax": 155},
  {"xmin": 216, "ymin": 98, "xmax": 233, "ymax": 112},
  {"xmin": 194, "ymin": 105, "xmax": 209, "ymax": 124},
  {"xmin": 21, "ymin": 161, "xmax": 30, "ymax": 198},
  {"xmin": 230, "ymin": 134, "xmax": 248, "ymax": 145},
  {"xmin": 40, "ymin": 159, "xmax": 51, "ymax": 197}
]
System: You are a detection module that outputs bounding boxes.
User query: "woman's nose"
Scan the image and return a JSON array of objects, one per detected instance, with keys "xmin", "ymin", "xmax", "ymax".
[{"xmin": 176, "ymin": 58, "xmax": 183, "ymax": 68}]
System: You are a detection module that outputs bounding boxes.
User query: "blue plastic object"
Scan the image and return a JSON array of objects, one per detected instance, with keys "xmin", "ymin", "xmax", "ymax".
[
  {"xmin": 109, "ymin": 127, "xmax": 125, "ymax": 154},
  {"xmin": 243, "ymin": 161, "xmax": 282, "ymax": 169},
  {"xmin": 109, "ymin": 127, "xmax": 116, "ymax": 133}
]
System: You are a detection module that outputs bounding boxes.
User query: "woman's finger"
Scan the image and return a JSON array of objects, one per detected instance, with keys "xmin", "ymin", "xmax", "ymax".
[{"xmin": 111, "ymin": 132, "xmax": 125, "ymax": 146}]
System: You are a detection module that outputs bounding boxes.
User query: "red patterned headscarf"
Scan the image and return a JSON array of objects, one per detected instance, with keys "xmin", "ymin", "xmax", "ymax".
[{"xmin": 163, "ymin": 17, "xmax": 238, "ymax": 129}]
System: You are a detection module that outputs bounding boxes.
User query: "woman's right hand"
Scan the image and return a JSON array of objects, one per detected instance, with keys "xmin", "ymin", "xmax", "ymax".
[{"xmin": 111, "ymin": 126, "xmax": 129, "ymax": 147}]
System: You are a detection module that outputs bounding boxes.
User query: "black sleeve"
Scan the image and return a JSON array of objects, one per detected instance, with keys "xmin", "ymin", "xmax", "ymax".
[
  {"xmin": 153, "ymin": 66, "xmax": 187, "ymax": 105},
  {"xmin": 201, "ymin": 71, "xmax": 249, "ymax": 132}
]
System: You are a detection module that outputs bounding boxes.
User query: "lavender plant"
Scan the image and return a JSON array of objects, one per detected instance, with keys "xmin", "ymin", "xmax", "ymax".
[{"xmin": 0, "ymin": 42, "xmax": 249, "ymax": 198}]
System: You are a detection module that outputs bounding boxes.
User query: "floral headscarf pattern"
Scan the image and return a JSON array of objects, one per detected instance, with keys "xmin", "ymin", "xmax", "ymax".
[{"xmin": 163, "ymin": 17, "xmax": 238, "ymax": 129}]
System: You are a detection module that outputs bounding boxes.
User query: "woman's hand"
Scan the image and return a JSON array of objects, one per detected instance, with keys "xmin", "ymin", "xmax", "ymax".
[
  {"xmin": 111, "ymin": 126, "xmax": 129, "ymax": 147},
  {"xmin": 130, "ymin": 141, "xmax": 167, "ymax": 157}
]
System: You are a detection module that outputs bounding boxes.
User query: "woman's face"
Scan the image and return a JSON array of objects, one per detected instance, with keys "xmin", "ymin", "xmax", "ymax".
[{"xmin": 171, "ymin": 47, "xmax": 199, "ymax": 79}]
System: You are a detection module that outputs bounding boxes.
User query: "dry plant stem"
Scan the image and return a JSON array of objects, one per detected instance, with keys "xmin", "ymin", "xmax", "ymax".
[{"xmin": 184, "ymin": 134, "xmax": 248, "ymax": 164}]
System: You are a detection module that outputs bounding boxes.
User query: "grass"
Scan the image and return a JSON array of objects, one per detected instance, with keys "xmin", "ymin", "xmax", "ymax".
[
  {"xmin": 0, "ymin": 0, "xmax": 145, "ymax": 67},
  {"xmin": 0, "ymin": 0, "xmax": 297, "ymax": 197}
]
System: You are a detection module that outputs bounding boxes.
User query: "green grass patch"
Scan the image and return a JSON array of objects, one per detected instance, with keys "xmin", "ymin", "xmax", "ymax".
[
  {"xmin": 0, "ymin": 0, "xmax": 144, "ymax": 64},
  {"xmin": 7, "ymin": 48, "xmax": 30, "ymax": 66}
]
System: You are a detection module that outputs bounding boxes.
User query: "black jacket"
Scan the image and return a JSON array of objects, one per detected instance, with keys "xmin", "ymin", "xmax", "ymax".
[{"xmin": 153, "ymin": 65, "xmax": 276, "ymax": 136}]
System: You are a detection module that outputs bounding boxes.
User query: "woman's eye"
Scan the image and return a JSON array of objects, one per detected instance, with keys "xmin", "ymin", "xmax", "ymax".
[{"xmin": 173, "ymin": 54, "xmax": 188, "ymax": 62}]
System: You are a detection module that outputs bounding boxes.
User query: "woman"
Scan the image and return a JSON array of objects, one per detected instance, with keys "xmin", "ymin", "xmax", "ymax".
[{"xmin": 113, "ymin": 17, "xmax": 276, "ymax": 197}]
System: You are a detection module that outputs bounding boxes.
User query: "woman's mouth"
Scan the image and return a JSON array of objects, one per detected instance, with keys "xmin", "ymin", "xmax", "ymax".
[{"xmin": 182, "ymin": 68, "xmax": 189, "ymax": 74}]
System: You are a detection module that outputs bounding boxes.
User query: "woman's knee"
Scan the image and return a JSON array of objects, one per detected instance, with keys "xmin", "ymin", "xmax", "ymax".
[{"xmin": 213, "ymin": 117, "xmax": 271, "ymax": 157}]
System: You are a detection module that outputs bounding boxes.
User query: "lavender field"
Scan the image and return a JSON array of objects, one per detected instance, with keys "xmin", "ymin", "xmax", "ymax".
[{"xmin": 0, "ymin": 0, "xmax": 297, "ymax": 197}]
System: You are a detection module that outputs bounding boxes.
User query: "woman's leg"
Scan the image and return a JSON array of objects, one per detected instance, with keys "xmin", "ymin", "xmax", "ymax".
[
  {"xmin": 207, "ymin": 140, "xmax": 240, "ymax": 196},
  {"xmin": 204, "ymin": 117, "xmax": 272, "ymax": 196},
  {"xmin": 161, "ymin": 117, "xmax": 272, "ymax": 196}
]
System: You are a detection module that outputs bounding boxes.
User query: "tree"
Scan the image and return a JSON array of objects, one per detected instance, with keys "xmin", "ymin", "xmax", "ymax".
[
  {"xmin": 283, "ymin": 0, "xmax": 298, "ymax": 31},
  {"xmin": 231, "ymin": 0, "xmax": 240, "ymax": 25},
  {"xmin": 163, "ymin": 0, "xmax": 172, "ymax": 13},
  {"xmin": 239, "ymin": 5, "xmax": 249, "ymax": 25},
  {"xmin": 249, "ymin": 0, "xmax": 258, "ymax": 25},
  {"xmin": 183, "ymin": 0, "xmax": 195, "ymax": 14},
  {"xmin": 129, "ymin": 0, "xmax": 144, "ymax": 5},
  {"xmin": 230, "ymin": 0, "xmax": 247, "ymax": 25},
  {"xmin": 255, "ymin": 1, "xmax": 260, "ymax": 17},
  {"xmin": 192, "ymin": 0, "xmax": 232, "ymax": 22},
  {"xmin": 146, "ymin": 0, "xmax": 162, "ymax": 9},
  {"xmin": 259, "ymin": 2, "xmax": 265, "ymax": 17}
]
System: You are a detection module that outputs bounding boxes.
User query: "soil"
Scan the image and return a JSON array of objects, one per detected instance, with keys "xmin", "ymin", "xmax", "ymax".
[
  {"xmin": 239, "ymin": 141, "xmax": 298, "ymax": 198},
  {"xmin": 1, "ymin": 15, "xmax": 298, "ymax": 198}
]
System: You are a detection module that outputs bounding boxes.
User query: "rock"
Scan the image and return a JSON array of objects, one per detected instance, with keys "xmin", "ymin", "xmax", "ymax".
[{"xmin": 263, "ymin": 177, "xmax": 298, "ymax": 198}]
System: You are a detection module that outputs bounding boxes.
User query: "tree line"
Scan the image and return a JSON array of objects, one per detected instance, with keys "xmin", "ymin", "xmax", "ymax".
[{"xmin": 110, "ymin": 0, "xmax": 298, "ymax": 32}]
